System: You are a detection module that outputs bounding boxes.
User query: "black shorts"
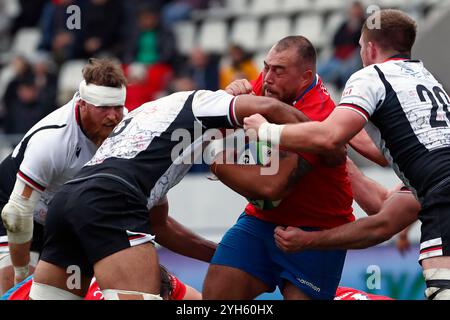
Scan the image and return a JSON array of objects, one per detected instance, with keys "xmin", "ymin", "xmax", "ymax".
[
  {"xmin": 419, "ymin": 182, "xmax": 450, "ymax": 263},
  {"xmin": 40, "ymin": 177, "xmax": 154, "ymax": 277}
]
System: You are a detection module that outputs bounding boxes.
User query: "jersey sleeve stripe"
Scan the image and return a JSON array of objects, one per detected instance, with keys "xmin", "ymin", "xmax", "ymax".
[
  {"xmin": 228, "ymin": 97, "xmax": 241, "ymax": 127},
  {"xmin": 17, "ymin": 171, "xmax": 46, "ymax": 192},
  {"xmin": 336, "ymin": 103, "xmax": 370, "ymax": 122}
]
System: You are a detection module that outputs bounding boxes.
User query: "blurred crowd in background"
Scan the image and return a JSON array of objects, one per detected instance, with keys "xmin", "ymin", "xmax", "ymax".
[{"xmin": 0, "ymin": 0, "xmax": 439, "ymax": 171}]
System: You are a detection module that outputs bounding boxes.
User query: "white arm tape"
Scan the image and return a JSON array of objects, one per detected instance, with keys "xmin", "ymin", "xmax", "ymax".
[
  {"xmin": 1, "ymin": 179, "xmax": 41, "ymax": 244},
  {"xmin": 258, "ymin": 122, "xmax": 285, "ymax": 146}
]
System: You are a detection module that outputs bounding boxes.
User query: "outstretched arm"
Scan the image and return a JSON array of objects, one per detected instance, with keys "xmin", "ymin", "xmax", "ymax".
[
  {"xmin": 274, "ymin": 191, "xmax": 420, "ymax": 252},
  {"xmin": 149, "ymin": 199, "xmax": 217, "ymax": 263},
  {"xmin": 346, "ymin": 158, "xmax": 390, "ymax": 216},
  {"xmin": 212, "ymin": 149, "xmax": 312, "ymax": 200},
  {"xmin": 234, "ymin": 94, "xmax": 310, "ymax": 126},
  {"xmin": 349, "ymin": 129, "xmax": 388, "ymax": 167},
  {"xmin": 244, "ymin": 108, "xmax": 367, "ymax": 154}
]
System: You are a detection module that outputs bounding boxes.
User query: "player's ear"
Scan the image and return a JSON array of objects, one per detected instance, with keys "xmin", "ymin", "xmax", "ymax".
[
  {"xmin": 301, "ymin": 69, "xmax": 314, "ymax": 87},
  {"xmin": 368, "ymin": 41, "xmax": 377, "ymax": 60}
]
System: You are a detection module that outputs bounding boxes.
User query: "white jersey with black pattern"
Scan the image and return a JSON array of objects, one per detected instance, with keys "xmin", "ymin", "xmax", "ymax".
[
  {"xmin": 79, "ymin": 90, "xmax": 236, "ymax": 208},
  {"xmin": 338, "ymin": 59, "xmax": 450, "ymax": 197},
  {"xmin": 11, "ymin": 94, "xmax": 98, "ymax": 224}
]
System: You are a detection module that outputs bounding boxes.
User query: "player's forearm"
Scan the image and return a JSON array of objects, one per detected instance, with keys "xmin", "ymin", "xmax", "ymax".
[
  {"xmin": 235, "ymin": 95, "xmax": 309, "ymax": 126},
  {"xmin": 279, "ymin": 122, "xmax": 341, "ymax": 154},
  {"xmin": 155, "ymin": 216, "xmax": 217, "ymax": 263},
  {"xmin": 214, "ymin": 164, "xmax": 283, "ymax": 200},
  {"xmin": 347, "ymin": 158, "xmax": 389, "ymax": 215},
  {"xmin": 349, "ymin": 130, "xmax": 388, "ymax": 167},
  {"xmin": 259, "ymin": 99, "xmax": 310, "ymax": 124},
  {"xmin": 305, "ymin": 216, "xmax": 392, "ymax": 250}
]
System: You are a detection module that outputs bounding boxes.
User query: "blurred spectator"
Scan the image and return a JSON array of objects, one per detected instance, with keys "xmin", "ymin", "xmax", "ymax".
[
  {"xmin": 167, "ymin": 75, "xmax": 196, "ymax": 94},
  {"xmin": 161, "ymin": 0, "xmax": 210, "ymax": 27},
  {"xmin": 39, "ymin": 0, "xmax": 80, "ymax": 66},
  {"xmin": 179, "ymin": 47, "xmax": 219, "ymax": 91},
  {"xmin": 74, "ymin": 0, "xmax": 124, "ymax": 59},
  {"xmin": 124, "ymin": 62, "xmax": 173, "ymax": 111},
  {"xmin": 10, "ymin": 0, "xmax": 47, "ymax": 36},
  {"xmin": 0, "ymin": 0, "xmax": 20, "ymax": 52},
  {"xmin": 219, "ymin": 44, "xmax": 259, "ymax": 89},
  {"xmin": 30, "ymin": 52, "xmax": 58, "ymax": 115},
  {"xmin": 124, "ymin": 4, "xmax": 178, "ymax": 67},
  {"xmin": 3, "ymin": 74, "xmax": 46, "ymax": 134},
  {"xmin": 318, "ymin": 1, "xmax": 365, "ymax": 89}
]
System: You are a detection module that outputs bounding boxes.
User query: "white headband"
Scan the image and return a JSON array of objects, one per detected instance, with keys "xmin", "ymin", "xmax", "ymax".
[{"xmin": 79, "ymin": 80, "xmax": 126, "ymax": 107}]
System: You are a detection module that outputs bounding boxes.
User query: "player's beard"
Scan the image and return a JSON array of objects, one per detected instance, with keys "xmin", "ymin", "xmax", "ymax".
[{"xmin": 262, "ymin": 84, "xmax": 293, "ymax": 104}]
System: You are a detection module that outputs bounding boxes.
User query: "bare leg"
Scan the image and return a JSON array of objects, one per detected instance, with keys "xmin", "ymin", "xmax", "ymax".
[
  {"xmin": 32, "ymin": 260, "xmax": 91, "ymax": 298},
  {"xmin": 0, "ymin": 266, "xmax": 14, "ymax": 295},
  {"xmin": 9, "ymin": 242, "xmax": 31, "ymax": 283},
  {"xmin": 422, "ymin": 256, "xmax": 450, "ymax": 300},
  {"xmin": 93, "ymin": 243, "xmax": 160, "ymax": 300},
  {"xmin": 203, "ymin": 265, "xmax": 269, "ymax": 300},
  {"xmin": 281, "ymin": 281, "xmax": 311, "ymax": 300},
  {"xmin": 422, "ymin": 256, "xmax": 450, "ymax": 269}
]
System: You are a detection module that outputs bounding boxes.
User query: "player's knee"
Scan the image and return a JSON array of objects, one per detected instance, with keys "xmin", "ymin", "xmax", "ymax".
[
  {"xmin": 423, "ymin": 268, "xmax": 450, "ymax": 300},
  {"xmin": 29, "ymin": 281, "xmax": 83, "ymax": 300},
  {"xmin": 102, "ymin": 289, "xmax": 162, "ymax": 300}
]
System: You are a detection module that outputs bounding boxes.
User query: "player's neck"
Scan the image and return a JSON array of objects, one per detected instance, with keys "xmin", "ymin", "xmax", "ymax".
[{"xmin": 293, "ymin": 75, "xmax": 317, "ymax": 105}]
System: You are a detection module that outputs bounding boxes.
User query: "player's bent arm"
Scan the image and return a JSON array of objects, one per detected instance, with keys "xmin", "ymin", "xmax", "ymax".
[
  {"xmin": 349, "ymin": 129, "xmax": 389, "ymax": 167},
  {"xmin": 1, "ymin": 179, "xmax": 41, "ymax": 243},
  {"xmin": 347, "ymin": 158, "xmax": 389, "ymax": 215},
  {"xmin": 149, "ymin": 201, "xmax": 217, "ymax": 263},
  {"xmin": 212, "ymin": 150, "xmax": 311, "ymax": 200},
  {"xmin": 234, "ymin": 95, "xmax": 310, "ymax": 126},
  {"xmin": 275, "ymin": 191, "xmax": 420, "ymax": 252}
]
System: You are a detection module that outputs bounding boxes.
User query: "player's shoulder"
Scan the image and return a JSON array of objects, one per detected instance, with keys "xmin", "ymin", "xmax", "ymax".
[
  {"xmin": 348, "ymin": 64, "xmax": 381, "ymax": 83},
  {"xmin": 23, "ymin": 102, "xmax": 77, "ymax": 153}
]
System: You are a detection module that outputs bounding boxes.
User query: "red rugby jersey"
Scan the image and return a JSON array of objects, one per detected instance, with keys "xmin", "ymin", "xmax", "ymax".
[{"xmin": 245, "ymin": 73, "xmax": 354, "ymax": 229}]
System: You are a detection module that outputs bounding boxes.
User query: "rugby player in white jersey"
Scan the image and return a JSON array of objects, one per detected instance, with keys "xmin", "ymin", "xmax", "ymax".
[
  {"xmin": 0, "ymin": 58, "xmax": 126, "ymax": 292},
  {"xmin": 245, "ymin": 9, "xmax": 450, "ymax": 300},
  {"xmin": 28, "ymin": 87, "xmax": 309, "ymax": 300}
]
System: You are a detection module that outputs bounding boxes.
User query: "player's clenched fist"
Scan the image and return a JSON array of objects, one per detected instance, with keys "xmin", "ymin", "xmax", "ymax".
[
  {"xmin": 225, "ymin": 79, "xmax": 254, "ymax": 96},
  {"xmin": 274, "ymin": 226, "xmax": 314, "ymax": 253}
]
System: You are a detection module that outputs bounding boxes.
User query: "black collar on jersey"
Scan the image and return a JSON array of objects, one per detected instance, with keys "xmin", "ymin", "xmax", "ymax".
[
  {"xmin": 387, "ymin": 53, "xmax": 420, "ymax": 63},
  {"xmin": 292, "ymin": 75, "xmax": 318, "ymax": 106},
  {"xmin": 389, "ymin": 53, "xmax": 411, "ymax": 60}
]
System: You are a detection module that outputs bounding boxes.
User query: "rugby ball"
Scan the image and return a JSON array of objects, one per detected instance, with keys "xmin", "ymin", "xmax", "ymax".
[{"xmin": 237, "ymin": 141, "xmax": 282, "ymax": 210}]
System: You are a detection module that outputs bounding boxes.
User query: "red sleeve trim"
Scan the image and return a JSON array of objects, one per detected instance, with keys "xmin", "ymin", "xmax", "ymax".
[
  {"xmin": 228, "ymin": 97, "xmax": 240, "ymax": 127},
  {"xmin": 17, "ymin": 171, "xmax": 46, "ymax": 192},
  {"xmin": 337, "ymin": 103, "xmax": 370, "ymax": 120}
]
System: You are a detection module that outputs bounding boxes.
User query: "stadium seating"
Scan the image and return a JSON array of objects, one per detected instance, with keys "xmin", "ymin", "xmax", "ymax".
[
  {"xmin": 229, "ymin": 17, "xmax": 260, "ymax": 52},
  {"xmin": 198, "ymin": 19, "xmax": 228, "ymax": 53},
  {"xmin": 260, "ymin": 16, "xmax": 292, "ymax": 51},
  {"xmin": 173, "ymin": 20, "xmax": 197, "ymax": 55},
  {"xmin": 57, "ymin": 59, "xmax": 86, "ymax": 105},
  {"xmin": 11, "ymin": 28, "xmax": 42, "ymax": 57}
]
